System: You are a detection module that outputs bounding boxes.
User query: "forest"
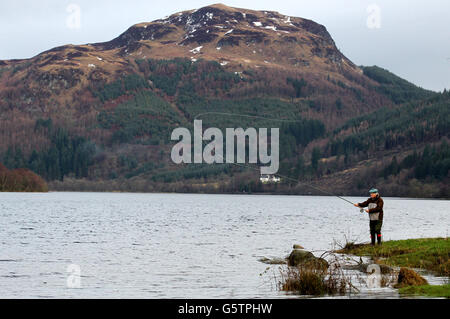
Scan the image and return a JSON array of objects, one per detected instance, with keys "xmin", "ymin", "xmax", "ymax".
[
  {"xmin": 1, "ymin": 58, "xmax": 448, "ymax": 197},
  {"xmin": 2, "ymin": 119, "xmax": 96, "ymax": 181}
]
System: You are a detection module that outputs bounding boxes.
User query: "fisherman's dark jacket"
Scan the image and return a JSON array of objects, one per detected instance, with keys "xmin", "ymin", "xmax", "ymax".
[{"xmin": 358, "ymin": 196, "xmax": 384, "ymax": 221}]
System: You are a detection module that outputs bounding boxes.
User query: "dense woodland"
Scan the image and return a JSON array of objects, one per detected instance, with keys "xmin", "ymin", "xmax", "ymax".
[
  {"xmin": 1, "ymin": 59, "xmax": 448, "ymax": 197},
  {"xmin": 2, "ymin": 119, "xmax": 96, "ymax": 181}
]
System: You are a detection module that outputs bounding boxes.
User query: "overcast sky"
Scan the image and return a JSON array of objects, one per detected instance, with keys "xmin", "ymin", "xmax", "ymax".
[{"xmin": 1, "ymin": 0, "xmax": 449, "ymax": 91}]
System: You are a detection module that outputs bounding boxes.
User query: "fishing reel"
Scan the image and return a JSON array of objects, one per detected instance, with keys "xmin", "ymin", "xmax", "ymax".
[{"xmin": 360, "ymin": 208, "xmax": 365, "ymax": 213}]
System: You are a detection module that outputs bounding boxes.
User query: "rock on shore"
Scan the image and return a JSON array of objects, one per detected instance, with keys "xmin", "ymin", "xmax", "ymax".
[{"xmin": 287, "ymin": 247, "xmax": 329, "ymax": 270}]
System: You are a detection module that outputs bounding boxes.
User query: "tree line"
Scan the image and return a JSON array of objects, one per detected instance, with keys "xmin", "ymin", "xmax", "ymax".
[
  {"xmin": 382, "ymin": 142, "xmax": 450, "ymax": 182},
  {"xmin": 2, "ymin": 119, "xmax": 96, "ymax": 181}
]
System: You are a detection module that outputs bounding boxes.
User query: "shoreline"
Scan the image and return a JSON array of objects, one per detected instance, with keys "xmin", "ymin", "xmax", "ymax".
[
  {"xmin": 274, "ymin": 237, "xmax": 449, "ymax": 298},
  {"xmin": 2, "ymin": 189, "xmax": 449, "ymax": 201},
  {"xmin": 334, "ymin": 237, "xmax": 450, "ymax": 298}
]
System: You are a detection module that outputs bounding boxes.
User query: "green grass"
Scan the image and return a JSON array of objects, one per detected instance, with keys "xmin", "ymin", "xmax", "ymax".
[
  {"xmin": 336, "ymin": 237, "xmax": 450, "ymax": 276},
  {"xmin": 399, "ymin": 284, "xmax": 450, "ymax": 298}
]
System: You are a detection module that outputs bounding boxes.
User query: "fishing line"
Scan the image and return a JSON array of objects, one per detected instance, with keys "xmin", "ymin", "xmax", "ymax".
[
  {"xmin": 194, "ymin": 111, "xmax": 357, "ymax": 206},
  {"xmin": 194, "ymin": 111, "xmax": 304, "ymax": 122}
]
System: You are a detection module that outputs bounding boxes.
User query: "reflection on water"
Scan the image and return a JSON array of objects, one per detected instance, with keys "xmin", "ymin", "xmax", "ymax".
[{"xmin": 0, "ymin": 192, "xmax": 448, "ymax": 298}]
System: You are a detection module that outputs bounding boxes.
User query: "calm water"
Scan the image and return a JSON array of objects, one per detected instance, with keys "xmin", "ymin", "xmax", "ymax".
[{"xmin": 0, "ymin": 192, "xmax": 448, "ymax": 298}]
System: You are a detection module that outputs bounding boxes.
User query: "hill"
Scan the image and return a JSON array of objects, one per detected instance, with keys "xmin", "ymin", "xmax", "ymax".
[{"xmin": 0, "ymin": 3, "xmax": 447, "ymax": 196}]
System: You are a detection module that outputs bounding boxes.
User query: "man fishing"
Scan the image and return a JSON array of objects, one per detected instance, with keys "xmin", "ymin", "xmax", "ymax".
[{"xmin": 354, "ymin": 188, "xmax": 384, "ymax": 246}]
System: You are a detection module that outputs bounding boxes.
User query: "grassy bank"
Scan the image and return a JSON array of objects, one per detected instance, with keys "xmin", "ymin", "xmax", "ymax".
[
  {"xmin": 336, "ymin": 237, "xmax": 449, "ymax": 298},
  {"xmin": 398, "ymin": 284, "xmax": 450, "ymax": 298},
  {"xmin": 336, "ymin": 237, "xmax": 449, "ymax": 276}
]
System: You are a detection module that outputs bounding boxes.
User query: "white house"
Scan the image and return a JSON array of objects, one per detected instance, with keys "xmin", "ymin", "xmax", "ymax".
[{"xmin": 260, "ymin": 174, "xmax": 281, "ymax": 183}]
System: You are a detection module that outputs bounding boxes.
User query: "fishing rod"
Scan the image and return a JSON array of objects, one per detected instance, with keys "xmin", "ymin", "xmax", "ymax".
[
  {"xmin": 216, "ymin": 157, "xmax": 357, "ymax": 207},
  {"xmin": 142, "ymin": 99, "xmax": 360, "ymax": 207},
  {"xmin": 194, "ymin": 111, "xmax": 359, "ymax": 207}
]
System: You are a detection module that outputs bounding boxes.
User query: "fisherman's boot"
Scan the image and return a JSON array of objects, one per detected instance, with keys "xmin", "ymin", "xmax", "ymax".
[
  {"xmin": 370, "ymin": 221, "xmax": 376, "ymax": 246},
  {"xmin": 377, "ymin": 234, "xmax": 382, "ymax": 245}
]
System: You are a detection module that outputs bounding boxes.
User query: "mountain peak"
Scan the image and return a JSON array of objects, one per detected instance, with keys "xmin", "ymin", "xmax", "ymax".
[
  {"xmin": 87, "ymin": 3, "xmax": 354, "ymax": 72},
  {"xmin": 0, "ymin": 3, "xmax": 364, "ymax": 109},
  {"xmin": 203, "ymin": 3, "xmax": 236, "ymax": 10}
]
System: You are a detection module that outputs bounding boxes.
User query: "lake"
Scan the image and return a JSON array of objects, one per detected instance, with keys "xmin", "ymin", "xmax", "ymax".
[{"xmin": 0, "ymin": 192, "xmax": 448, "ymax": 298}]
